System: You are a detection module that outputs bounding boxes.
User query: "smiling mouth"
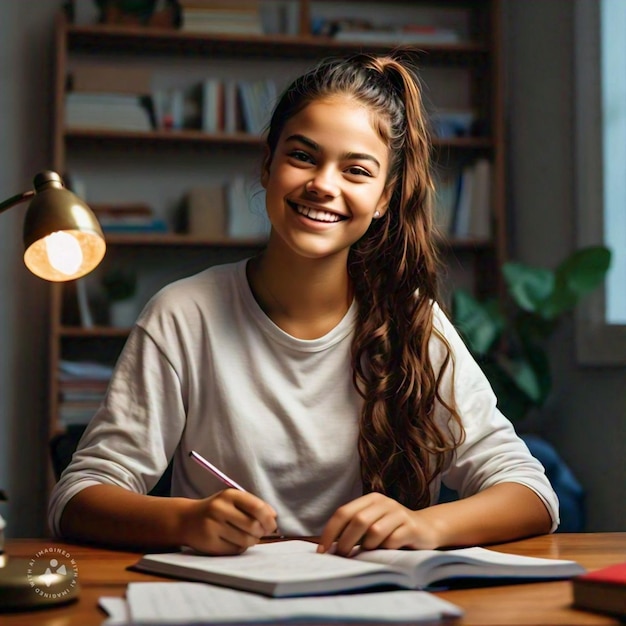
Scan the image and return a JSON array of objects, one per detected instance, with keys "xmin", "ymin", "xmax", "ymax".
[{"xmin": 288, "ymin": 201, "xmax": 346, "ymax": 223}]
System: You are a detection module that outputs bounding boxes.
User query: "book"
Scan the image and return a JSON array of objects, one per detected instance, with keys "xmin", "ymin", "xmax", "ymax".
[
  {"xmin": 58, "ymin": 401, "xmax": 101, "ymax": 427},
  {"xmin": 59, "ymin": 360, "xmax": 115, "ymax": 382},
  {"xmin": 238, "ymin": 79, "xmax": 277, "ymax": 135},
  {"xmin": 179, "ymin": 0, "xmax": 263, "ymax": 35},
  {"xmin": 133, "ymin": 538, "xmax": 585, "ymax": 598},
  {"xmin": 572, "ymin": 562, "xmax": 626, "ymax": 619},
  {"xmin": 201, "ymin": 77, "xmax": 224, "ymax": 133},
  {"xmin": 100, "ymin": 582, "xmax": 463, "ymax": 624},
  {"xmin": 65, "ymin": 92, "xmax": 153, "ymax": 132},
  {"xmin": 184, "ymin": 185, "xmax": 227, "ymax": 238},
  {"xmin": 333, "ymin": 26, "xmax": 460, "ymax": 45},
  {"xmin": 91, "ymin": 203, "xmax": 169, "ymax": 234},
  {"xmin": 467, "ymin": 158, "xmax": 492, "ymax": 240},
  {"xmin": 452, "ymin": 164, "xmax": 474, "ymax": 238}
]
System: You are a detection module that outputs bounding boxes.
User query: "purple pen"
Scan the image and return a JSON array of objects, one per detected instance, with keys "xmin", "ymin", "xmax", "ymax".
[
  {"xmin": 189, "ymin": 450, "xmax": 285, "ymax": 539},
  {"xmin": 189, "ymin": 450, "xmax": 247, "ymax": 492}
]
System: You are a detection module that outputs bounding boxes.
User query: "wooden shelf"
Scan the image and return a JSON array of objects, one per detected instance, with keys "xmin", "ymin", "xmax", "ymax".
[
  {"xmin": 65, "ymin": 128, "xmax": 493, "ymax": 151},
  {"xmin": 65, "ymin": 128, "xmax": 266, "ymax": 147},
  {"xmin": 66, "ymin": 22, "xmax": 490, "ymax": 64}
]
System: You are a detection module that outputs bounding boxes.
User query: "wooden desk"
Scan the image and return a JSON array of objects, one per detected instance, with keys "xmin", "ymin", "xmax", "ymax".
[{"xmin": 2, "ymin": 533, "xmax": 625, "ymax": 625}]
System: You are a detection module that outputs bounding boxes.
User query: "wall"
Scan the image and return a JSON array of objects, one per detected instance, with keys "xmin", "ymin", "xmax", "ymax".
[
  {"xmin": 503, "ymin": 0, "xmax": 626, "ymax": 531},
  {"xmin": 0, "ymin": 0, "xmax": 61, "ymax": 536},
  {"xmin": 0, "ymin": 0, "xmax": 623, "ymax": 537}
]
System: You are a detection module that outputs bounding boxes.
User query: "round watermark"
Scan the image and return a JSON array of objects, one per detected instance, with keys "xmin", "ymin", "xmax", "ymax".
[{"xmin": 27, "ymin": 546, "xmax": 79, "ymax": 601}]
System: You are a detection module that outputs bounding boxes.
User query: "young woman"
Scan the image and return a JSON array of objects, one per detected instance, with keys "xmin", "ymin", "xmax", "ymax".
[{"xmin": 49, "ymin": 52, "xmax": 558, "ymax": 557}]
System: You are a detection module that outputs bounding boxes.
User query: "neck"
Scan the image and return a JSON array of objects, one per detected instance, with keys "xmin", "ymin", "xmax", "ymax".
[{"xmin": 247, "ymin": 250, "xmax": 353, "ymax": 339}]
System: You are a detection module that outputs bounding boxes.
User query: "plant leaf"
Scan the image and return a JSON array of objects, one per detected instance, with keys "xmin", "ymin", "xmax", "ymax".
[
  {"xmin": 538, "ymin": 246, "xmax": 611, "ymax": 318},
  {"xmin": 502, "ymin": 263, "xmax": 554, "ymax": 313},
  {"xmin": 516, "ymin": 331, "xmax": 552, "ymax": 403},
  {"xmin": 558, "ymin": 245, "xmax": 611, "ymax": 295},
  {"xmin": 452, "ymin": 290, "xmax": 503, "ymax": 356},
  {"xmin": 494, "ymin": 352, "xmax": 543, "ymax": 403}
]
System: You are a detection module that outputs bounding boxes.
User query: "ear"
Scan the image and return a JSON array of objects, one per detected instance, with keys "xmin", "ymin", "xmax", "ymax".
[
  {"xmin": 260, "ymin": 145, "xmax": 271, "ymax": 189},
  {"xmin": 374, "ymin": 185, "xmax": 392, "ymax": 218}
]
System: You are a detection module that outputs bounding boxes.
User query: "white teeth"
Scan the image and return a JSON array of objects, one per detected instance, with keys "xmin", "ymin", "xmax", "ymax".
[{"xmin": 295, "ymin": 204, "xmax": 342, "ymax": 223}]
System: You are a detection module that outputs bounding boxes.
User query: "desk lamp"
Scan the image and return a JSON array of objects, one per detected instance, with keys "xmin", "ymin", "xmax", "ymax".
[
  {"xmin": 0, "ymin": 170, "xmax": 106, "ymax": 280},
  {"xmin": 0, "ymin": 171, "xmax": 105, "ymax": 610}
]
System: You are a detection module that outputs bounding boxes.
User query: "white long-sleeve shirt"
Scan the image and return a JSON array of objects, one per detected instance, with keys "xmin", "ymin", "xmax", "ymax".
[{"xmin": 48, "ymin": 259, "xmax": 560, "ymax": 537}]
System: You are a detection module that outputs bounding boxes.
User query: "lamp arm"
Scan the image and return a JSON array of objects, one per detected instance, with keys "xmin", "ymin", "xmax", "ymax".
[{"xmin": 0, "ymin": 190, "xmax": 35, "ymax": 215}]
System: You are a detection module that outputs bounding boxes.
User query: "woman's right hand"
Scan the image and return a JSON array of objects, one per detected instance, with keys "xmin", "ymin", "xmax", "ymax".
[{"xmin": 179, "ymin": 489, "xmax": 278, "ymax": 555}]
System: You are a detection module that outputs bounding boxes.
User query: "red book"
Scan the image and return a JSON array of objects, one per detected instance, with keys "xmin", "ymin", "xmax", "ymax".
[{"xmin": 572, "ymin": 562, "xmax": 626, "ymax": 618}]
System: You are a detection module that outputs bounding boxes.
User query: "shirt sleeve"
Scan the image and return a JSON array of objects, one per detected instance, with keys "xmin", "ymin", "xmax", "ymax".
[
  {"xmin": 47, "ymin": 324, "xmax": 187, "ymax": 537},
  {"xmin": 431, "ymin": 305, "xmax": 561, "ymax": 532}
]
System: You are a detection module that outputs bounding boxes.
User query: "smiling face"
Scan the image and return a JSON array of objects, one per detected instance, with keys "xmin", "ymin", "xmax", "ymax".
[{"xmin": 261, "ymin": 96, "xmax": 391, "ymax": 262}]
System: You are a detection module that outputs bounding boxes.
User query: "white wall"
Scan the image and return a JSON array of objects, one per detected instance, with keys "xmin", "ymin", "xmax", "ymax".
[{"xmin": 1, "ymin": 0, "xmax": 623, "ymax": 537}]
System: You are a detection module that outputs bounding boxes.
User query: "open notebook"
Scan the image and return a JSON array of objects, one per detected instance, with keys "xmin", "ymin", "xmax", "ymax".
[{"xmin": 132, "ymin": 539, "xmax": 585, "ymax": 597}]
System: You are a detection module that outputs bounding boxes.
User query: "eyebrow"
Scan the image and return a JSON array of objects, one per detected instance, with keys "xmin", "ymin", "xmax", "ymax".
[{"xmin": 285, "ymin": 134, "xmax": 381, "ymax": 169}]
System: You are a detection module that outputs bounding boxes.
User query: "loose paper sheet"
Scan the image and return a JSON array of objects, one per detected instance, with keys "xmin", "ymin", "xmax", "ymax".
[{"xmin": 100, "ymin": 581, "xmax": 462, "ymax": 624}]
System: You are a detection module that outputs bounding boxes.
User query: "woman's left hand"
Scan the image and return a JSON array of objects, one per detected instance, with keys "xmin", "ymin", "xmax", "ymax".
[{"xmin": 317, "ymin": 492, "xmax": 440, "ymax": 556}]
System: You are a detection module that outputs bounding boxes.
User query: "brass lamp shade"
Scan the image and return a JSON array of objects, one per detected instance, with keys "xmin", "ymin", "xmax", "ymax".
[{"xmin": 21, "ymin": 171, "xmax": 106, "ymax": 281}]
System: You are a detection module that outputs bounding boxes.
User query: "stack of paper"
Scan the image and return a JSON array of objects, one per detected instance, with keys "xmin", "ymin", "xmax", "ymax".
[{"xmin": 100, "ymin": 582, "xmax": 463, "ymax": 624}]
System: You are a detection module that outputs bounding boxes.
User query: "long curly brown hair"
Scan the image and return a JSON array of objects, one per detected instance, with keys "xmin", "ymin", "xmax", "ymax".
[{"xmin": 265, "ymin": 51, "xmax": 464, "ymax": 510}]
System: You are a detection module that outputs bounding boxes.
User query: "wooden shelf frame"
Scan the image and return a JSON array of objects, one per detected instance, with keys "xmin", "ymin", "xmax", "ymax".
[
  {"xmin": 64, "ymin": 127, "xmax": 494, "ymax": 150},
  {"xmin": 65, "ymin": 22, "xmax": 491, "ymax": 63},
  {"xmin": 46, "ymin": 0, "xmax": 507, "ymax": 496}
]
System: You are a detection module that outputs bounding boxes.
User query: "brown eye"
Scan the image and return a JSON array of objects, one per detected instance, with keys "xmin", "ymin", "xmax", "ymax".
[
  {"xmin": 346, "ymin": 166, "xmax": 372, "ymax": 177},
  {"xmin": 289, "ymin": 150, "xmax": 313, "ymax": 163}
]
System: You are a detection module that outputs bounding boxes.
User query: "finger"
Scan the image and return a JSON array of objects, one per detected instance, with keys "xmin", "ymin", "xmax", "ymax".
[
  {"xmin": 228, "ymin": 491, "xmax": 278, "ymax": 536},
  {"xmin": 333, "ymin": 507, "xmax": 388, "ymax": 556},
  {"xmin": 317, "ymin": 499, "xmax": 376, "ymax": 554},
  {"xmin": 317, "ymin": 507, "xmax": 357, "ymax": 553},
  {"xmin": 359, "ymin": 514, "xmax": 404, "ymax": 551}
]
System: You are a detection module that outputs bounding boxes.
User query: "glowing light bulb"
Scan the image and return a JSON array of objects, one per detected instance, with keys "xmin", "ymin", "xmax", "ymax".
[{"xmin": 45, "ymin": 231, "xmax": 83, "ymax": 276}]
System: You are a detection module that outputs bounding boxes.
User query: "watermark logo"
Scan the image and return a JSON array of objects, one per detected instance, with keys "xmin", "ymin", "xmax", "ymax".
[{"xmin": 27, "ymin": 547, "xmax": 79, "ymax": 600}]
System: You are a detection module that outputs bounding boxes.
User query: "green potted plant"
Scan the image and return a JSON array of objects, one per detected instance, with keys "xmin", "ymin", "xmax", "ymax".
[
  {"xmin": 451, "ymin": 245, "xmax": 611, "ymax": 530},
  {"xmin": 452, "ymin": 245, "xmax": 611, "ymax": 422},
  {"xmin": 101, "ymin": 267, "xmax": 138, "ymax": 328}
]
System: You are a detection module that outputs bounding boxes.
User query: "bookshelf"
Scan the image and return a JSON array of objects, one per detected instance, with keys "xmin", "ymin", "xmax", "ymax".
[{"xmin": 47, "ymin": 0, "xmax": 506, "ymax": 489}]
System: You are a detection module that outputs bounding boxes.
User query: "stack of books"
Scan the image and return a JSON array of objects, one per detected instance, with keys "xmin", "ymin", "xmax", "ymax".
[
  {"xmin": 58, "ymin": 360, "xmax": 113, "ymax": 426},
  {"xmin": 91, "ymin": 203, "xmax": 169, "ymax": 235},
  {"xmin": 237, "ymin": 79, "xmax": 277, "ymax": 135},
  {"xmin": 58, "ymin": 379, "xmax": 108, "ymax": 427},
  {"xmin": 199, "ymin": 77, "xmax": 276, "ymax": 135},
  {"xmin": 433, "ymin": 159, "xmax": 492, "ymax": 241},
  {"xmin": 319, "ymin": 18, "xmax": 460, "ymax": 45},
  {"xmin": 65, "ymin": 92, "xmax": 153, "ymax": 132},
  {"xmin": 178, "ymin": 0, "xmax": 263, "ymax": 35}
]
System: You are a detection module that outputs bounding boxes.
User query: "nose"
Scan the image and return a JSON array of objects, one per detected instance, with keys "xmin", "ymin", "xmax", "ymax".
[{"xmin": 305, "ymin": 170, "xmax": 340, "ymax": 198}]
